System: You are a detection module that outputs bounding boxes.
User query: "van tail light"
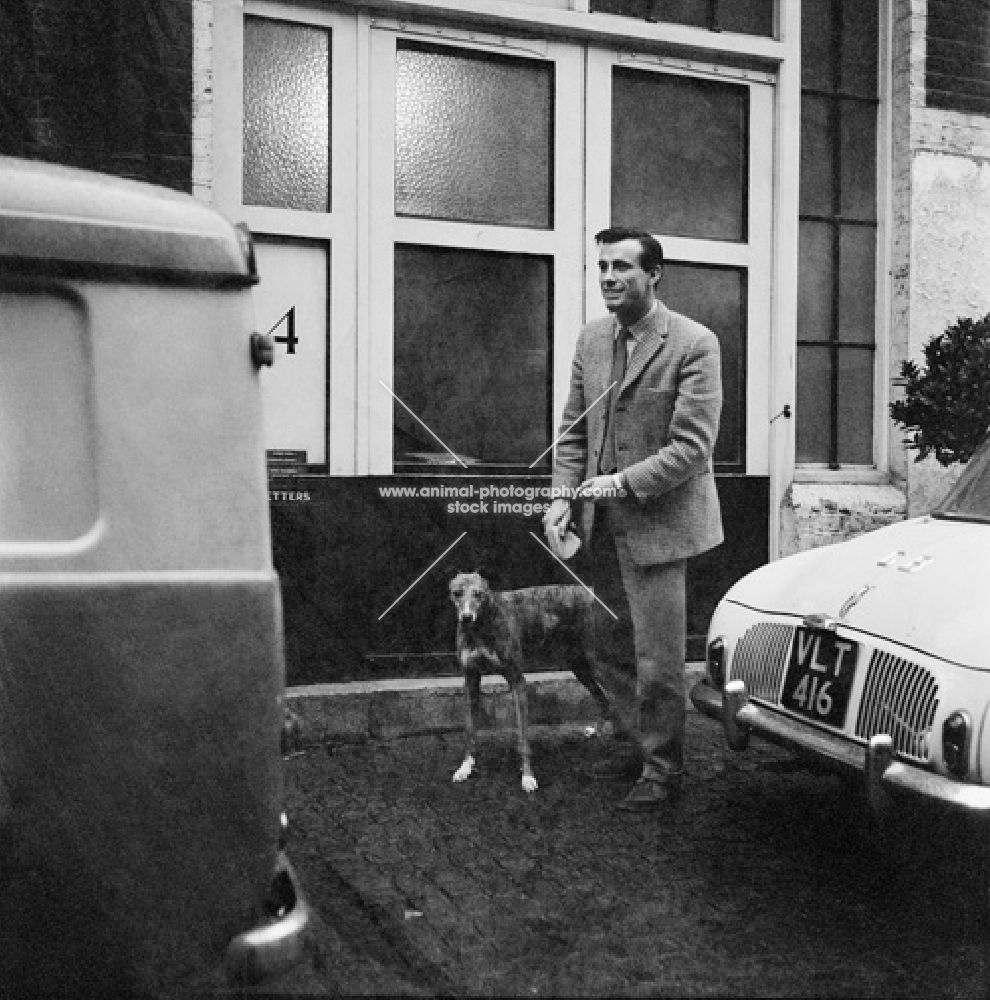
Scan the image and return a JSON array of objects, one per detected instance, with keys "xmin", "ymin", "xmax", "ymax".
[
  {"xmin": 234, "ymin": 221, "xmax": 258, "ymax": 279},
  {"xmin": 942, "ymin": 711, "xmax": 971, "ymax": 778},
  {"xmin": 707, "ymin": 637, "xmax": 726, "ymax": 690}
]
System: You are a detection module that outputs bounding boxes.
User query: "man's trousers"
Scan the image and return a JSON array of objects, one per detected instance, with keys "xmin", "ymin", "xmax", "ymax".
[{"xmin": 591, "ymin": 505, "xmax": 687, "ymax": 783}]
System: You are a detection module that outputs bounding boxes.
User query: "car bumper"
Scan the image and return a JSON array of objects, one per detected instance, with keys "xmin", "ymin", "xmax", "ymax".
[
  {"xmin": 225, "ymin": 851, "xmax": 311, "ymax": 985},
  {"xmin": 692, "ymin": 677, "xmax": 990, "ymax": 817}
]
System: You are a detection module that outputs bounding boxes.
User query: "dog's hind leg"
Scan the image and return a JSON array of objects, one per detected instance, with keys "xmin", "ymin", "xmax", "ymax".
[
  {"xmin": 509, "ymin": 676, "xmax": 537, "ymax": 793},
  {"xmin": 453, "ymin": 667, "xmax": 481, "ymax": 783},
  {"xmin": 570, "ymin": 653, "xmax": 614, "ymax": 738}
]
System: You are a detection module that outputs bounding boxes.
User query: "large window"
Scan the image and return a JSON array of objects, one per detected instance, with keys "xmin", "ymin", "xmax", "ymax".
[
  {"xmin": 239, "ymin": 7, "xmax": 774, "ymax": 479},
  {"xmin": 796, "ymin": 0, "xmax": 879, "ymax": 467}
]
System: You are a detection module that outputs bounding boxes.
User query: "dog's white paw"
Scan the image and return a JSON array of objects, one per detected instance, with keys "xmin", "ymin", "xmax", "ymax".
[
  {"xmin": 452, "ymin": 756, "xmax": 475, "ymax": 783},
  {"xmin": 521, "ymin": 774, "xmax": 538, "ymax": 794}
]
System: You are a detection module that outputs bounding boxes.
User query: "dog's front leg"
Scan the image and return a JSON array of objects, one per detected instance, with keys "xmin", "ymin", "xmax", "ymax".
[
  {"xmin": 453, "ymin": 667, "xmax": 481, "ymax": 783},
  {"xmin": 510, "ymin": 677, "xmax": 537, "ymax": 793}
]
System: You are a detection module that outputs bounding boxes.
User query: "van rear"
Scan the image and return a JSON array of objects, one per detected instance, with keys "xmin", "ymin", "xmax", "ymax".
[{"xmin": 0, "ymin": 156, "xmax": 307, "ymax": 996}]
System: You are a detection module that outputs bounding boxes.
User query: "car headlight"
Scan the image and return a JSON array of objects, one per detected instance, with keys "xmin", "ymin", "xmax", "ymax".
[
  {"xmin": 707, "ymin": 636, "xmax": 726, "ymax": 691},
  {"xmin": 942, "ymin": 710, "xmax": 971, "ymax": 778}
]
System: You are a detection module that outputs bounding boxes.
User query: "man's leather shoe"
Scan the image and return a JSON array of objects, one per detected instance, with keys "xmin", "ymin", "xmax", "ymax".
[
  {"xmin": 591, "ymin": 752, "xmax": 641, "ymax": 780},
  {"xmin": 616, "ymin": 777, "xmax": 682, "ymax": 812}
]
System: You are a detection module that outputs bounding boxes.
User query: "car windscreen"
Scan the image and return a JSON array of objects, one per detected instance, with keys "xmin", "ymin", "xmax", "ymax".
[{"xmin": 932, "ymin": 436, "xmax": 990, "ymax": 523}]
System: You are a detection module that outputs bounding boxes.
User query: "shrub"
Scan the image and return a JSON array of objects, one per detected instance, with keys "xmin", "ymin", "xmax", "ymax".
[{"xmin": 890, "ymin": 313, "xmax": 990, "ymax": 467}]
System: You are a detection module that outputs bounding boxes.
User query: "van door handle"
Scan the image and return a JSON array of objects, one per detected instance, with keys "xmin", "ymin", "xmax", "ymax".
[{"xmin": 250, "ymin": 333, "xmax": 274, "ymax": 368}]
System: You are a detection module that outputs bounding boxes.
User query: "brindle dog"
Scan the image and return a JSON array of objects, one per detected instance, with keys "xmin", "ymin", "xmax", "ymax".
[{"xmin": 448, "ymin": 572, "xmax": 613, "ymax": 793}]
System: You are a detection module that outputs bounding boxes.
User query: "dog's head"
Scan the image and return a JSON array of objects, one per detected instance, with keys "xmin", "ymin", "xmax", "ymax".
[{"xmin": 449, "ymin": 571, "xmax": 491, "ymax": 625}]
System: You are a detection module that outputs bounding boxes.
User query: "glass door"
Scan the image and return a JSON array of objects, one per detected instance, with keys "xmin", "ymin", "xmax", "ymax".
[
  {"xmin": 586, "ymin": 50, "xmax": 775, "ymax": 476},
  {"xmin": 240, "ymin": 6, "xmax": 358, "ymax": 475},
  {"xmin": 365, "ymin": 21, "xmax": 584, "ymax": 475}
]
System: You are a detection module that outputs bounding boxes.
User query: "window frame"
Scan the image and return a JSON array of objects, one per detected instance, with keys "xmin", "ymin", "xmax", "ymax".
[
  {"xmin": 239, "ymin": 3, "xmax": 358, "ymax": 475},
  {"xmin": 585, "ymin": 47, "xmax": 776, "ymax": 477},
  {"xmin": 364, "ymin": 20, "xmax": 585, "ymax": 475},
  {"xmin": 794, "ymin": 0, "xmax": 891, "ymax": 477}
]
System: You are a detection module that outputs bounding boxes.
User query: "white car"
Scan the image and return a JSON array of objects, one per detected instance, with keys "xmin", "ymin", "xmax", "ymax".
[{"xmin": 692, "ymin": 439, "xmax": 990, "ymax": 817}]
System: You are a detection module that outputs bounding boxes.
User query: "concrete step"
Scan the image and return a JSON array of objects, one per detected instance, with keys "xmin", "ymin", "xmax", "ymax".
[{"xmin": 285, "ymin": 663, "xmax": 707, "ymax": 746}]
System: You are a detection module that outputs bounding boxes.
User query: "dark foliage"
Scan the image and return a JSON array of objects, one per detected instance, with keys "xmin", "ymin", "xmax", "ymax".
[{"xmin": 890, "ymin": 313, "xmax": 990, "ymax": 466}]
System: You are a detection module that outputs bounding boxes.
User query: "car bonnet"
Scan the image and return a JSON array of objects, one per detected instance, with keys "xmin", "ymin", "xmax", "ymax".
[{"xmin": 724, "ymin": 516, "xmax": 990, "ymax": 669}]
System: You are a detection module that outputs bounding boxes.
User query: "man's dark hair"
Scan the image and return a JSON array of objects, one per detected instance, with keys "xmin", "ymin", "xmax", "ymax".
[{"xmin": 595, "ymin": 227, "xmax": 664, "ymax": 273}]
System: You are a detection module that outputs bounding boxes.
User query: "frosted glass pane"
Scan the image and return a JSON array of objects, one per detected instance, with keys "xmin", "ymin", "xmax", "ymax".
[
  {"xmin": 612, "ymin": 68, "xmax": 748, "ymax": 241},
  {"xmin": 243, "ymin": 17, "xmax": 330, "ymax": 212},
  {"xmin": 395, "ymin": 44, "xmax": 552, "ymax": 227},
  {"xmin": 837, "ymin": 349, "xmax": 874, "ymax": 464},
  {"xmin": 661, "ymin": 264, "xmax": 745, "ymax": 469},
  {"xmin": 393, "ymin": 246, "xmax": 550, "ymax": 466},
  {"xmin": 796, "ymin": 345, "xmax": 832, "ymax": 464}
]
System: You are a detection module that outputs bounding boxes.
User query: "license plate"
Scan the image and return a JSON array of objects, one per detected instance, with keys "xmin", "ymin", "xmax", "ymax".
[{"xmin": 780, "ymin": 628, "xmax": 859, "ymax": 728}]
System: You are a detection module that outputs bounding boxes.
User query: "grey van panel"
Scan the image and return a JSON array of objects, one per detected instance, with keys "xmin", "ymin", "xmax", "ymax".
[
  {"xmin": 0, "ymin": 156, "xmax": 256, "ymax": 285},
  {"xmin": 0, "ymin": 576, "xmax": 284, "ymax": 995}
]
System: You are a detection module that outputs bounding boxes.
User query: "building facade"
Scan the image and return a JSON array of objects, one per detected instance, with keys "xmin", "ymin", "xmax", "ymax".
[{"xmin": 4, "ymin": 0, "xmax": 990, "ymax": 682}]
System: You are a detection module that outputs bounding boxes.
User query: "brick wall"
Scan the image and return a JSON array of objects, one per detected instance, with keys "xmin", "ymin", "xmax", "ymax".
[
  {"xmin": 899, "ymin": 0, "xmax": 990, "ymax": 515},
  {"xmin": 192, "ymin": 0, "xmax": 213, "ymax": 200},
  {"xmin": 925, "ymin": 0, "xmax": 990, "ymax": 115},
  {"xmin": 779, "ymin": 485, "xmax": 908, "ymax": 557},
  {"xmin": 0, "ymin": 0, "xmax": 193, "ymax": 192}
]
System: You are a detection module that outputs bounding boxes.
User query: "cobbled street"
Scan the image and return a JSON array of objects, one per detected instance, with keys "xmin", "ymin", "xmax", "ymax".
[{"xmin": 267, "ymin": 709, "xmax": 990, "ymax": 998}]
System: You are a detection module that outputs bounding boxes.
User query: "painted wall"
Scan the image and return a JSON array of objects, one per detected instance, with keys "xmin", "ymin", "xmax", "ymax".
[
  {"xmin": 896, "ymin": 0, "xmax": 990, "ymax": 515},
  {"xmin": 904, "ymin": 150, "xmax": 990, "ymax": 512}
]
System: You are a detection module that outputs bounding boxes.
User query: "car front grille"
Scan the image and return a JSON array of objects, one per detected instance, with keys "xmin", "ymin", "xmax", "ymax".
[
  {"xmin": 730, "ymin": 621, "xmax": 939, "ymax": 763},
  {"xmin": 731, "ymin": 622, "xmax": 794, "ymax": 702},
  {"xmin": 855, "ymin": 649, "xmax": 939, "ymax": 763}
]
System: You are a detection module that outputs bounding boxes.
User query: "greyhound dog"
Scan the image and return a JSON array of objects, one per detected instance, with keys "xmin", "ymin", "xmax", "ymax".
[{"xmin": 448, "ymin": 571, "xmax": 613, "ymax": 793}]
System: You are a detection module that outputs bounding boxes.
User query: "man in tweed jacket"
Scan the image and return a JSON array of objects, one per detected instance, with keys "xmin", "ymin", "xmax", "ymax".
[{"xmin": 544, "ymin": 227, "xmax": 723, "ymax": 811}]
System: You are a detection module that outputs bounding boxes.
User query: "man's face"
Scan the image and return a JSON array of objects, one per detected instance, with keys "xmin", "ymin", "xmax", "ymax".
[{"xmin": 598, "ymin": 239, "xmax": 659, "ymax": 322}]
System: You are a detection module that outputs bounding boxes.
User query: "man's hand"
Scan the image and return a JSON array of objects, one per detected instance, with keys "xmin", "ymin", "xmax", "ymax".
[
  {"xmin": 543, "ymin": 498, "xmax": 571, "ymax": 537},
  {"xmin": 576, "ymin": 474, "xmax": 627, "ymax": 501}
]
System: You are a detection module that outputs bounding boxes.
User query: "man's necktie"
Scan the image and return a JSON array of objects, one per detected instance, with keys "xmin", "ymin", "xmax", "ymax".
[{"xmin": 599, "ymin": 327, "xmax": 630, "ymax": 475}]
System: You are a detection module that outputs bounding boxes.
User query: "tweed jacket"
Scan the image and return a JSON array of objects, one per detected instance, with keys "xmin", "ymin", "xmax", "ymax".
[{"xmin": 551, "ymin": 300, "xmax": 724, "ymax": 566}]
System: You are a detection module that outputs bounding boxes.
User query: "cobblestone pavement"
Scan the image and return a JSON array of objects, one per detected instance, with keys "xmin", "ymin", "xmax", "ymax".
[{"xmin": 270, "ymin": 710, "xmax": 990, "ymax": 998}]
